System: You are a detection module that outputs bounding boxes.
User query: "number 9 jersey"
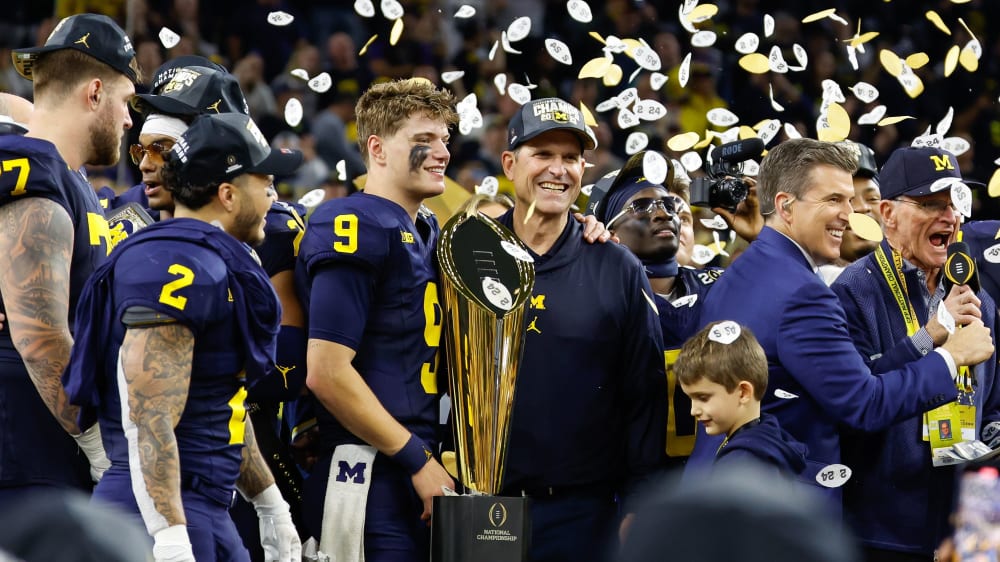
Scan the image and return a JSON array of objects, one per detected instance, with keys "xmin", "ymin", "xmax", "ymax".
[{"xmin": 296, "ymin": 193, "xmax": 443, "ymax": 449}]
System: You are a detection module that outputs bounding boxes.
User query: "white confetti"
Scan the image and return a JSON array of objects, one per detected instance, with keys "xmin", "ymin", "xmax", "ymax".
[
  {"xmin": 482, "ymin": 277, "xmax": 514, "ymax": 310},
  {"xmin": 545, "ymin": 38, "xmax": 573, "ymax": 65},
  {"xmin": 857, "ymin": 105, "xmax": 887, "ymax": 125},
  {"xmin": 642, "ymin": 151, "xmax": 669, "ymax": 185},
  {"xmin": 936, "ymin": 107, "xmax": 955, "ymax": 137},
  {"xmin": 701, "ymin": 215, "xmax": 729, "ymax": 230},
  {"xmin": 632, "ymin": 45, "xmax": 662, "ymax": 71},
  {"xmin": 493, "ymin": 73, "xmax": 507, "ymax": 95},
  {"xmin": 952, "ymin": 182, "xmax": 972, "ymax": 217},
  {"xmin": 763, "ymin": 14, "xmax": 775, "ymax": 37},
  {"xmin": 617, "ymin": 108, "xmax": 639, "ymax": 129},
  {"xmin": 680, "ymin": 151, "xmax": 702, "ymax": 173},
  {"xmin": 718, "ymin": 126, "xmax": 741, "ymax": 145},
  {"xmin": 158, "ymin": 27, "xmax": 180, "ymax": 49},
  {"xmin": 307, "ymin": 72, "xmax": 332, "ymax": 93},
  {"xmin": 671, "ymin": 294, "xmax": 698, "ymax": 308},
  {"xmin": 500, "ymin": 31, "xmax": 522, "ymax": 55},
  {"xmin": 616, "ymin": 87, "xmax": 639, "ymax": 110},
  {"xmin": 336, "ymin": 160, "xmax": 347, "ymax": 181},
  {"xmin": 635, "ymin": 99, "xmax": 667, "ymax": 121},
  {"xmin": 937, "ymin": 303, "xmax": 956, "ymax": 335},
  {"xmin": 769, "ymin": 83, "xmax": 784, "ymax": 112},
  {"xmin": 581, "ymin": 184, "xmax": 594, "ymax": 197},
  {"xmin": 774, "ymin": 389, "xmax": 799, "ymax": 399},
  {"xmin": 290, "ymin": 68, "xmax": 309, "ymax": 80},
  {"xmin": 735, "ymin": 33, "xmax": 760, "ymax": 55},
  {"xmin": 742, "ymin": 160, "xmax": 760, "ymax": 176},
  {"xmin": 708, "ymin": 320, "xmax": 741, "ymax": 345},
  {"xmin": 691, "ymin": 30, "xmax": 717, "ymax": 48},
  {"xmin": 476, "ymin": 176, "xmax": 499, "ymax": 197},
  {"xmin": 850, "ymin": 81, "xmax": 879, "ymax": 104},
  {"xmin": 566, "ymin": 0, "xmax": 593, "ymax": 23},
  {"xmin": 706, "ymin": 107, "xmax": 739, "ymax": 127},
  {"xmin": 500, "ymin": 241, "xmax": 534, "ymax": 263},
  {"xmin": 912, "ymin": 133, "xmax": 942, "ymax": 149},
  {"xmin": 678, "ymin": 52, "xmax": 692, "ymax": 88},
  {"xmin": 757, "ymin": 119, "xmax": 781, "ymax": 145},
  {"xmin": 816, "ymin": 464, "xmax": 852, "ymax": 488},
  {"xmin": 454, "ymin": 5, "xmax": 475, "ymax": 18},
  {"xmin": 783, "ymin": 122, "xmax": 802, "ymax": 139},
  {"xmin": 678, "ymin": 5, "xmax": 697, "ymax": 33},
  {"xmin": 768, "ymin": 45, "xmax": 788, "ymax": 73},
  {"xmin": 821, "ymin": 79, "xmax": 846, "ymax": 103},
  {"xmin": 283, "ymin": 97, "xmax": 303, "ymax": 127},
  {"xmin": 793, "ymin": 44, "xmax": 808, "ymax": 68},
  {"xmin": 604, "ymin": 35, "xmax": 627, "ymax": 54},
  {"xmin": 942, "ymin": 136, "xmax": 971, "ymax": 156},
  {"xmin": 595, "ymin": 98, "xmax": 618, "ymax": 112},
  {"xmin": 441, "ymin": 70, "xmax": 465, "ymax": 84},
  {"xmin": 650, "ymin": 72, "xmax": 668, "ymax": 91},
  {"xmin": 380, "ymin": 0, "xmax": 404, "ymax": 20},
  {"xmin": 488, "ymin": 40, "xmax": 499, "ymax": 61},
  {"xmin": 983, "ymin": 243, "xmax": 1000, "ymax": 264},
  {"xmin": 354, "ymin": 0, "xmax": 375, "ymax": 17},
  {"xmin": 930, "ymin": 177, "xmax": 958, "ymax": 193},
  {"xmin": 625, "ymin": 132, "xmax": 649, "ymax": 155},
  {"xmin": 267, "ymin": 11, "xmax": 294, "ymax": 26},
  {"xmin": 691, "ymin": 245, "xmax": 716, "ymax": 265},
  {"xmin": 298, "ymin": 188, "xmax": 326, "ymax": 208},
  {"xmin": 506, "ymin": 16, "xmax": 532, "ymax": 42},
  {"xmin": 507, "ymin": 83, "xmax": 531, "ymax": 105}
]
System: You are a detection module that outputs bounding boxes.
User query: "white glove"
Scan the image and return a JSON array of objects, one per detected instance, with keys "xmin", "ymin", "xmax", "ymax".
[
  {"xmin": 73, "ymin": 423, "xmax": 110, "ymax": 482},
  {"xmin": 153, "ymin": 524, "xmax": 196, "ymax": 562},
  {"xmin": 251, "ymin": 484, "xmax": 302, "ymax": 562}
]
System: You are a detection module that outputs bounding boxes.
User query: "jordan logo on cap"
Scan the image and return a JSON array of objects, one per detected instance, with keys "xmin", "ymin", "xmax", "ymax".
[{"xmin": 75, "ymin": 33, "xmax": 91, "ymax": 49}]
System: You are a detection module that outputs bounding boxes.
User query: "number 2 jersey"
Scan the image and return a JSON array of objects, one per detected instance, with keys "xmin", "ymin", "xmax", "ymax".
[
  {"xmin": 296, "ymin": 193, "xmax": 443, "ymax": 450},
  {"xmin": 64, "ymin": 218, "xmax": 281, "ymax": 510},
  {"xmin": 0, "ymin": 136, "xmax": 111, "ymax": 488}
]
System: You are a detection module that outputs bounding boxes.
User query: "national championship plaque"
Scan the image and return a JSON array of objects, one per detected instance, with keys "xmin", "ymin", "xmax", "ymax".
[{"xmin": 432, "ymin": 209, "xmax": 534, "ymax": 562}]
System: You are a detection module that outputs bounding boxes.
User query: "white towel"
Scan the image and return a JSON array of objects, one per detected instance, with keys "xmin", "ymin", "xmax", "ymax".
[{"xmin": 319, "ymin": 444, "xmax": 377, "ymax": 562}]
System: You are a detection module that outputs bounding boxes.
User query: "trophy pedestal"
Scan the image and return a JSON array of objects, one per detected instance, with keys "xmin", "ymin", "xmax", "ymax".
[{"xmin": 431, "ymin": 495, "xmax": 531, "ymax": 562}]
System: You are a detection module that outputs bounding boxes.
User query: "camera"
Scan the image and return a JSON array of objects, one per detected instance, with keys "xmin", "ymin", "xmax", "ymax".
[{"xmin": 689, "ymin": 138, "xmax": 764, "ymax": 213}]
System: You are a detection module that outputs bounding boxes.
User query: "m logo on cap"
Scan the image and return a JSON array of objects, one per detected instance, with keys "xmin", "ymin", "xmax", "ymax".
[{"xmin": 930, "ymin": 154, "xmax": 955, "ymax": 172}]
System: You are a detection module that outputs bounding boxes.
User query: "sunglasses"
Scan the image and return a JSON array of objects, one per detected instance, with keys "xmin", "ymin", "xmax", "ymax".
[
  {"xmin": 607, "ymin": 196, "xmax": 677, "ymax": 228},
  {"xmin": 129, "ymin": 141, "xmax": 173, "ymax": 166}
]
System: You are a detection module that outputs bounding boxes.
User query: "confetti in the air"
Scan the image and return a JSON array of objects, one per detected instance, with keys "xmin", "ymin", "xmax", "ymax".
[
  {"xmin": 567, "ymin": 0, "xmax": 593, "ymax": 23},
  {"xmin": 678, "ymin": 52, "xmax": 693, "ymax": 86},
  {"xmin": 308, "ymin": 72, "xmax": 332, "ymax": 93},
  {"xmin": 381, "ymin": 0, "xmax": 404, "ymax": 20},
  {"xmin": 355, "ymin": 0, "xmax": 375, "ymax": 17},
  {"xmin": 389, "ymin": 17, "xmax": 404, "ymax": 46},
  {"xmin": 267, "ymin": 11, "xmax": 294, "ymax": 26},
  {"xmin": 290, "ymin": 68, "xmax": 309, "ymax": 80},
  {"xmin": 625, "ymin": 132, "xmax": 649, "ymax": 155},
  {"xmin": 506, "ymin": 17, "xmax": 532, "ymax": 42},
  {"xmin": 298, "ymin": 188, "xmax": 326, "ymax": 208},
  {"xmin": 441, "ymin": 70, "xmax": 464, "ymax": 84},
  {"xmin": 283, "ymin": 98, "xmax": 303, "ymax": 127},
  {"xmin": 158, "ymin": 27, "xmax": 180, "ymax": 49},
  {"xmin": 454, "ymin": 5, "xmax": 475, "ymax": 18},
  {"xmin": 848, "ymin": 213, "xmax": 883, "ymax": 242},
  {"xmin": 680, "ymin": 151, "xmax": 702, "ymax": 173},
  {"xmin": 545, "ymin": 39, "xmax": 573, "ymax": 65},
  {"xmin": 735, "ymin": 33, "xmax": 759, "ymax": 55},
  {"xmin": 858, "ymin": 105, "xmax": 887, "ymax": 125}
]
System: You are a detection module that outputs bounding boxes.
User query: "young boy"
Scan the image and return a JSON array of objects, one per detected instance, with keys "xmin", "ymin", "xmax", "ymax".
[{"xmin": 676, "ymin": 321, "xmax": 809, "ymax": 476}]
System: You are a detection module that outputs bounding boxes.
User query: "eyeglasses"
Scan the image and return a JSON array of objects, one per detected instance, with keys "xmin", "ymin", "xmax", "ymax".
[
  {"xmin": 129, "ymin": 141, "xmax": 173, "ymax": 166},
  {"xmin": 894, "ymin": 197, "xmax": 958, "ymax": 215},
  {"xmin": 607, "ymin": 196, "xmax": 677, "ymax": 228}
]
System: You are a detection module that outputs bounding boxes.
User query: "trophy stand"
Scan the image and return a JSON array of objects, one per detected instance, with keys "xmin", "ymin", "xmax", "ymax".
[{"xmin": 432, "ymin": 210, "xmax": 534, "ymax": 562}]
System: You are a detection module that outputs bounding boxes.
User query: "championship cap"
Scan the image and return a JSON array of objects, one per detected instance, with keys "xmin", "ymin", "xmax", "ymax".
[
  {"xmin": 132, "ymin": 65, "xmax": 249, "ymax": 117},
  {"xmin": 150, "ymin": 55, "xmax": 227, "ymax": 93},
  {"xmin": 12, "ymin": 14, "xmax": 139, "ymax": 84},
  {"xmin": 586, "ymin": 150, "xmax": 675, "ymax": 223},
  {"xmin": 507, "ymin": 97, "xmax": 597, "ymax": 151},
  {"xmin": 837, "ymin": 141, "xmax": 879, "ymax": 183},
  {"xmin": 168, "ymin": 113, "xmax": 302, "ymax": 186},
  {"xmin": 879, "ymin": 146, "xmax": 982, "ymax": 200}
]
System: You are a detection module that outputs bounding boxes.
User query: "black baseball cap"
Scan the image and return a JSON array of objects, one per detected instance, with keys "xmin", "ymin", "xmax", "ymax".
[
  {"xmin": 151, "ymin": 55, "xmax": 227, "ymax": 93},
  {"xmin": 132, "ymin": 65, "xmax": 248, "ymax": 117},
  {"xmin": 879, "ymin": 146, "xmax": 983, "ymax": 200},
  {"xmin": 837, "ymin": 141, "xmax": 879, "ymax": 183},
  {"xmin": 168, "ymin": 113, "xmax": 302, "ymax": 186},
  {"xmin": 12, "ymin": 14, "xmax": 139, "ymax": 84},
  {"xmin": 507, "ymin": 97, "xmax": 597, "ymax": 151},
  {"xmin": 585, "ymin": 150, "xmax": 674, "ymax": 222}
]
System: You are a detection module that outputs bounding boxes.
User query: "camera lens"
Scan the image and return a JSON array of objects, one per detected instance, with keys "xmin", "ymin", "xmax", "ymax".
[{"xmin": 710, "ymin": 178, "xmax": 749, "ymax": 213}]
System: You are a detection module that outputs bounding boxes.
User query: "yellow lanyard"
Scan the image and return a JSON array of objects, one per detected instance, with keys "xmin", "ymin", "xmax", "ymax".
[{"xmin": 874, "ymin": 245, "xmax": 920, "ymax": 336}]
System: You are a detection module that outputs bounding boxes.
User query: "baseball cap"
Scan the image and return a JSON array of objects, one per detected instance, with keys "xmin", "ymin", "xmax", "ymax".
[
  {"xmin": 151, "ymin": 55, "xmax": 227, "ymax": 93},
  {"xmin": 168, "ymin": 113, "xmax": 302, "ymax": 186},
  {"xmin": 507, "ymin": 97, "xmax": 597, "ymax": 151},
  {"xmin": 879, "ymin": 146, "xmax": 983, "ymax": 200},
  {"xmin": 837, "ymin": 141, "xmax": 879, "ymax": 183},
  {"xmin": 12, "ymin": 14, "xmax": 139, "ymax": 83},
  {"xmin": 585, "ymin": 150, "xmax": 674, "ymax": 222},
  {"xmin": 132, "ymin": 65, "xmax": 249, "ymax": 117}
]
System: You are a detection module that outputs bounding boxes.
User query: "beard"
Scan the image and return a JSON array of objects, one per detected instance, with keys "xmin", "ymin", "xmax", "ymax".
[
  {"xmin": 88, "ymin": 106, "xmax": 122, "ymax": 167},
  {"xmin": 231, "ymin": 197, "xmax": 266, "ymax": 246}
]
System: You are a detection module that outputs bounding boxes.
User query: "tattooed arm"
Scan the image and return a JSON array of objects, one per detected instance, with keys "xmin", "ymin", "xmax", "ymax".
[
  {"xmin": 236, "ymin": 415, "xmax": 276, "ymax": 498},
  {"xmin": 120, "ymin": 323, "xmax": 194, "ymax": 529},
  {"xmin": 0, "ymin": 198, "xmax": 79, "ymax": 433}
]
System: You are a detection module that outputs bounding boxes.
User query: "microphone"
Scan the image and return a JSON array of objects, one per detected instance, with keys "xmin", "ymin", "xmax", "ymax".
[
  {"xmin": 944, "ymin": 241, "xmax": 981, "ymax": 294},
  {"xmin": 712, "ymin": 137, "xmax": 765, "ymax": 165}
]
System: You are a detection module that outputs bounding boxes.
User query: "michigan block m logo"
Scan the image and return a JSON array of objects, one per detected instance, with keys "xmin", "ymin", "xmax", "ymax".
[
  {"xmin": 336, "ymin": 461, "xmax": 367, "ymax": 484},
  {"xmin": 929, "ymin": 154, "xmax": 954, "ymax": 172}
]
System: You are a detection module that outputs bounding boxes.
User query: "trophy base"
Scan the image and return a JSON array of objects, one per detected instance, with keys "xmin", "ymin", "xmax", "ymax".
[{"xmin": 431, "ymin": 495, "xmax": 531, "ymax": 562}]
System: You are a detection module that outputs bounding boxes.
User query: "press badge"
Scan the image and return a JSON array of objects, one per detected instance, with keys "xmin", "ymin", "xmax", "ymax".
[{"xmin": 927, "ymin": 400, "xmax": 978, "ymax": 467}]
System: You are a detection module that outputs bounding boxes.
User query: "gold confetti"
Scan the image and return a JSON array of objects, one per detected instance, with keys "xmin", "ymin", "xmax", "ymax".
[
  {"xmin": 687, "ymin": 3, "xmax": 719, "ymax": 22},
  {"xmin": 693, "ymin": 132, "xmax": 716, "ymax": 150},
  {"xmin": 738, "ymin": 53, "xmax": 770, "ymax": 74},
  {"xmin": 603, "ymin": 64, "xmax": 623, "ymax": 87},
  {"xmin": 902, "ymin": 74, "xmax": 925, "ymax": 98},
  {"xmin": 588, "ymin": 31, "xmax": 605, "ymax": 44},
  {"xmin": 877, "ymin": 115, "xmax": 915, "ymax": 126},
  {"xmin": 524, "ymin": 199, "xmax": 536, "ymax": 224},
  {"xmin": 879, "ymin": 49, "xmax": 902, "ymax": 77},
  {"xmin": 579, "ymin": 102, "xmax": 598, "ymax": 127},
  {"xmin": 925, "ymin": 11, "xmax": 950, "ymax": 35},
  {"xmin": 848, "ymin": 31, "xmax": 879, "ymax": 49},
  {"xmin": 579, "ymin": 56, "xmax": 613, "ymax": 79},
  {"xmin": 957, "ymin": 17, "xmax": 976, "ymax": 38},
  {"xmin": 739, "ymin": 125, "xmax": 757, "ymax": 139},
  {"xmin": 959, "ymin": 45, "xmax": 979, "ymax": 72},
  {"xmin": 944, "ymin": 45, "xmax": 960, "ymax": 76},
  {"xmin": 848, "ymin": 213, "xmax": 883, "ymax": 242},
  {"xmin": 905, "ymin": 52, "xmax": 929, "ymax": 69},
  {"xmin": 667, "ymin": 131, "xmax": 701, "ymax": 152},
  {"xmin": 441, "ymin": 451, "xmax": 458, "ymax": 478},
  {"xmin": 359, "ymin": 34, "xmax": 378, "ymax": 56},
  {"xmin": 988, "ymin": 169, "xmax": 1000, "ymax": 198},
  {"xmin": 802, "ymin": 8, "xmax": 837, "ymax": 23},
  {"xmin": 389, "ymin": 18, "xmax": 404, "ymax": 46},
  {"xmin": 817, "ymin": 102, "xmax": 850, "ymax": 142}
]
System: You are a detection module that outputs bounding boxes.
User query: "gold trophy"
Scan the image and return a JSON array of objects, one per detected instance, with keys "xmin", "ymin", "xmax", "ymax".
[{"xmin": 432, "ymin": 209, "xmax": 534, "ymax": 562}]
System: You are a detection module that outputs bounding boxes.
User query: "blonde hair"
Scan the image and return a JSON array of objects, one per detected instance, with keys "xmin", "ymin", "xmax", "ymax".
[{"xmin": 355, "ymin": 78, "xmax": 458, "ymax": 165}]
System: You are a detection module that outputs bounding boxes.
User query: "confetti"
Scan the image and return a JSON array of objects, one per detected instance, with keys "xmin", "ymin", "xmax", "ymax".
[
  {"xmin": 631, "ymin": 45, "xmax": 662, "ymax": 71},
  {"xmin": 680, "ymin": 151, "xmax": 702, "ymax": 173},
  {"xmin": 944, "ymin": 45, "xmax": 960, "ymax": 77},
  {"xmin": 506, "ymin": 16, "xmax": 532, "ymax": 42},
  {"xmin": 381, "ymin": 0, "xmax": 403, "ymax": 20},
  {"xmin": 488, "ymin": 40, "xmax": 499, "ymax": 61},
  {"xmin": 688, "ymin": 4, "xmax": 719, "ymax": 22},
  {"xmin": 678, "ymin": 52, "xmax": 692, "ymax": 87},
  {"xmin": 942, "ymin": 137, "xmax": 970, "ymax": 157},
  {"xmin": 298, "ymin": 188, "xmax": 326, "ymax": 208},
  {"xmin": 926, "ymin": 10, "xmax": 951, "ymax": 34},
  {"xmin": 566, "ymin": 0, "xmax": 593, "ymax": 23},
  {"xmin": 545, "ymin": 38, "xmax": 573, "ymax": 65},
  {"xmin": 523, "ymin": 199, "xmax": 536, "ymax": 224},
  {"xmin": 817, "ymin": 102, "xmax": 850, "ymax": 142},
  {"xmin": 336, "ymin": 160, "xmax": 347, "ymax": 181},
  {"xmin": 952, "ymin": 182, "xmax": 972, "ymax": 217},
  {"xmin": 603, "ymin": 64, "xmax": 623, "ymax": 87},
  {"xmin": 938, "ymin": 303, "xmax": 955, "ymax": 335},
  {"xmin": 604, "ymin": 35, "xmax": 627, "ymax": 54},
  {"xmin": 579, "ymin": 56, "xmax": 613, "ymax": 79},
  {"xmin": 691, "ymin": 244, "xmax": 716, "ymax": 265},
  {"xmin": 742, "ymin": 160, "xmax": 760, "ymax": 176},
  {"xmin": 158, "ymin": 27, "xmax": 180, "ymax": 49},
  {"xmin": 936, "ymin": 107, "xmax": 954, "ymax": 136},
  {"xmin": 849, "ymin": 82, "xmax": 879, "ymax": 104},
  {"xmin": 493, "ymin": 73, "xmax": 507, "ymax": 95},
  {"xmin": 642, "ymin": 151, "xmax": 669, "ymax": 185},
  {"xmin": 821, "ymin": 79, "xmax": 846, "ymax": 103},
  {"xmin": 877, "ymin": 115, "xmax": 914, "ymax": 127},
  {"xmin": 616, "ymin": 87, "xmax": 638, "ymax": 109},
  {"xmin": 792, "ymin": 44, "xmax": 808, "ymax": 68},
  {"xmin": 290, "ymin": 68, "xmax": 309, "ymax": 80},
  {"xmin": 650, "ymin": 72, "xmax": 668, "ymax": 91},
  {"xmin": 441, "ymin": 70, "xmax": 464, "ymax": 84},
  {"xmin": 500, "ymin": 31, "xmax": 522, "ymax": 55},
  {"xmin": 706, "ymin": 107, "xmax": 739, "ymax": 127},
  {"xmin": 308, "ymin": 72, "xmax": 332, "ymax": 93},
  {"xmin": 708, "ymin": 321, "xmax": 741, "ymax": 344},
  {"xmin": 595, "ymin": 98, "xmax": 618, "ymax": 112},
  {"xmin": 739, "ymin": 53, "xmax": 770, "ymax": 74},
  {"xmin": 775, "ymin": 389, "xmax": 799, "ymax": 399},
  {"xmin": 507, "ymin": 83, "xmax": 531, "ymax": 105},
  {"xmin": 769, "ymin": 83, "xmax": 784, "ymax": 112},
  {"xmin": 617, "ymin": 107, "xmax": 639, "ymax": 129},
  {"xmin": 858, "ymin": 104, "xmax": 887, "ymax": 125},
  {"xmin": 763, "ymin": 14, "xmax": 775, "ymax": 37},
  {"xmin": 816, "ymin": 464, "xmax": 852, "ymax": 488},
  {"xmin": 454, "ymin": 5, "xmax": 475, "ymax": 18},
  {"xmin": 635, "ymin": 99, "xmax": 667, "ymax": 121},
  {"xmin": 625, "ymin": 132, "xmax": 649, "ymax": 155},
  {"xmin": 389, "ymin": 17, "xmax": 404, "ymax": 45},
  {"xmin": 959, "ymin": 40, "xmax": 980, "ymax": 72},
  {"xmin": 989, "ymin": 169, "xmax": 1000, "ymax": 198},
  {"xmin": 267, "ymin": 11, "xmax": 294, "ymax": 26},
  {"xmin": 359, "ymin": 34, "xmax": 377, "ymax": 56},
  {"xmin": 579, "ymin": 102, "xmax": 597, "ymax": 127},
  {"xmin": 905, "ymin": 52, "xmax": 930, "ymax": 69},
  {"xmin": 756, "ymin": 119, "xmax": 781, "ymax": 144},
  {"xmin": 701, "ymin": 215, "xmax": 729, "ymax": 230},
  {"xmin": 898, "ymin": 67, "xmax": 924, "ymax": 98},
  {"xmin": 476, "ymin": 176, "xmax": 499, "ymax": 197},
  {"xmin": 802, "ymin": 8, "xmax": 837, "ymax": 23},
  {"xmin": 667, "ymin": 131, "xmax": 700, "ymax": 152},
  {"xmin": 678, "ymin": 4, "xmax": 697, "ymax": 33},
  {"xmin": 691, "ymin": 30, "xmax": 717, "ymax": 48},
  {"xmin": 879, "ymin": 49, "xmax": 902, "ymax": 77},
  {"xmin": 283, "ymin": 97, "xmax": 303, "ymax": 127},
  {"xmin": 848, "ymin": 213, "xmax": 883, "ymax": 242},
  {"xmin": 354, "ymin": 0, "xmax": 375, "ymax": 18},
  {"xmin": 783, "ymin": 122, "xmax": 802, "ymax": 139},
  {"xmin": 735, "ymin": 33, "xmax": 759, "ymax": 55}
]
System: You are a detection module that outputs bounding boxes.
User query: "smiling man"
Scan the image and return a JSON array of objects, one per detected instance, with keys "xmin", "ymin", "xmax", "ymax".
[
  {"xmin": 495, "ymin": 98, "xmax": 666, "ymax": 562},
  {"xmin": 832, "ymin": 146, "xmax": 1000, "ymax": 562},
  {"xmin": 694, "ymin": 139, "xmax": 994, "ymax": 514}
]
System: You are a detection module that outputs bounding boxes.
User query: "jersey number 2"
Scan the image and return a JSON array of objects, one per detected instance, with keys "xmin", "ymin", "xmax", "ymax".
[{"xmin": 158, "ymin": 264, "xmax": 195, "ymax": 311}]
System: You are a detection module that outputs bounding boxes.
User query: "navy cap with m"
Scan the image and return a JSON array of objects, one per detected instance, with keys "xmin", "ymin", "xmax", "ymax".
[
  {"xmin": 879, "ymin": 146, "xmax": 983, "ymax": 200},
  {"xmin": 12, "ymin": 13, "xmax": 139, "ymax": 83},
  {"xmin": 507, "ymin": 97, "xmax": 597, "ymax": 151},
  {"xmin": 168, "ymin": 113, "xmax": 302, "ymax": 186},
  {"xmin": 131, "ymin": 65, "xmax": 249, "ymax": 117}
]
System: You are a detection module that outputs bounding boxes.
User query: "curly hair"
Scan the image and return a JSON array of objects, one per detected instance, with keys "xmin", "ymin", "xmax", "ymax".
[{"xmin": 355, "ymin": 78, "xmax": 458, "ymax": 166}]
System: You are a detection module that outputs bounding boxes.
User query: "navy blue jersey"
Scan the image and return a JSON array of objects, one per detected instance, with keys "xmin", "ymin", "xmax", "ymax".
[
  {"xmin": 658, "ymin": 266, "xmax": 721, "ymax": 460},
  {"xmin": 497, "ymin": 212, "xmax": 667, "ymax": 500},
  {"xmin": 259, "ymin": 201, "xmax": 306, "ymax": 277},
  {"xmin": 0, "ymin": 135, "xmax": 111, "ymax": 487},
  {"xmin": 297, "ymin": 193, "xmax": 442, "ymax": 449},
  {"xmin": 964, "ymin": 220, "xmax": 1000, "ymax": 307}
]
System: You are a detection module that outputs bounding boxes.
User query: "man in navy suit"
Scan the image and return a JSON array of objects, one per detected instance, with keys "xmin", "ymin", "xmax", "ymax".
[{"xmin": 692, "ymin": 139, "xmax": 994, "ymax": 506}]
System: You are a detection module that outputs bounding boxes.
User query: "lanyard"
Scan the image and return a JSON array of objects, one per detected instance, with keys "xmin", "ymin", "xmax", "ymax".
[{"xmin": 874, "ymin": 245, "xmax": 920, "ymax": 336}]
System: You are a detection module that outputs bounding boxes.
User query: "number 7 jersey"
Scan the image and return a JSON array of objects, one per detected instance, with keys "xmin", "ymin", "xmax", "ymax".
[{"xmin": 296, "ymin": 193, "xmax": 443, "ymax": 448}]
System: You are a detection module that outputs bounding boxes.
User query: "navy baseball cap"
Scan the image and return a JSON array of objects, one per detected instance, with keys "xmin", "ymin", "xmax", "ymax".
[
  {"xmin": 151, "ymin": 55, "xmax": 227, "ymax": 93},
  {"xmin": 132, "ymin": 65, "xmax": 249, "ymax": 117},
  {"xmin": 838, "ymin": 141, "xmax": 879, "ymax": 183},
  {"xmin": 168, "ymin": 113, "xmax": 302, "ymax": 186},
  {"xmin": 586, "ymin": 150, "xmax": 674, "ymax": 222},
  {"xmin": 879, "ymin": 146, "xmax": 982, "ymax": 200},
  {"xmin": 507, "ymin": 97, "xmax": 597, "ymax": 151},
  {"xmin": 12, "ymin": 14, "xmax": 139, "ymax": 84}
]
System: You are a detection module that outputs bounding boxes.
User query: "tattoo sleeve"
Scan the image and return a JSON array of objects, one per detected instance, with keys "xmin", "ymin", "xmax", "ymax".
[
  {"xmin": 236, "ymin": 415, "xmax": 277, "ymax": 499},
  {"xmin": 0, "ymin": 198, "xmax": 79, "ymax": 433},
  {"xmin": 121, "ymin": 324, "xmax": 194, "ymax": 528}
]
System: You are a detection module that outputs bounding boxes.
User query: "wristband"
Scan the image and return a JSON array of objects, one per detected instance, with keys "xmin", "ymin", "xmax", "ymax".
[{"xmin": 392, "ymin": 434, "xmax": 433, "ymax": 474}]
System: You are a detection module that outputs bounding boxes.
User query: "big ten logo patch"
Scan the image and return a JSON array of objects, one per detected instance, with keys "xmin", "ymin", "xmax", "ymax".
[{"xmin": 336, "ymin": 461, "xmax": 367, "ymax": 484}]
